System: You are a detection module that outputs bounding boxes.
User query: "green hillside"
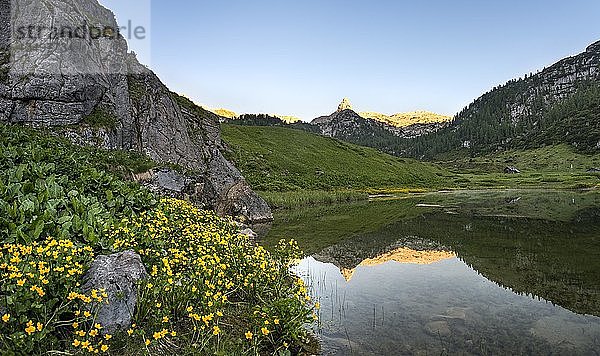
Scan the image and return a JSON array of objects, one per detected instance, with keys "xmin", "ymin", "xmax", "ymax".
[{"xmin": 221, "ymin": 124, "xmax": 444, "ymax": 192}]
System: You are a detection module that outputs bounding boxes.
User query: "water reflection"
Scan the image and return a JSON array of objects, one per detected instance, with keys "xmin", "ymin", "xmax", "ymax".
[
  {"xmin": 262, "ymin": 190, "xmax": 600, "ymax": 355},
  {"xmin": 296, "ymin": 256, "xmax": 600, "ymax": 355},
  {"xmin": 318, "ymin": 246, "xmax": 455, "ymax": 282}
]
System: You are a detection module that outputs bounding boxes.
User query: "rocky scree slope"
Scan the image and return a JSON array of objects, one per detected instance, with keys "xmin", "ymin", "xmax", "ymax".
[{"xmin": 0, "ymin": 0, "xmax": 271, "ymax": 222}]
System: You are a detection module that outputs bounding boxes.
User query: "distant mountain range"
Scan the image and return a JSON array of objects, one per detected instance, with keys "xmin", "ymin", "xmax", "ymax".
[
  {"xmin": 216, "ymin": 97, "xmax": 451, "ymax": 150},
  {"xmin": 360, "ymin": 111, "xmax": 452, "ymax": 128},
  {"xmin": 210, "ymin": 108, "xmax": 301, "ymax": 124},
  {"xmin": 215, "ymin": 40, "xmax": 600, "ymax": 160}
]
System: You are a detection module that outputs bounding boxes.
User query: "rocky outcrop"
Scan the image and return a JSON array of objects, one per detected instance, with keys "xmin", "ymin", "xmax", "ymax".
[
  {"xmin": 312, "ymin": 99, "xmax": 448, "ymax": 147},
  {"xmin": 436, "ymin": 40, "xmax": 600, "ymax": 154},
  {"xmin": 0, "ymin": 0, "xmax": 272, "ymax": 222},
  {"xmin": 505, "ymin": 40, "xmax": 600, "ymax": 122},
  {"xmin": 82, "ymin": 251, "xmax": 147, "ymax": 334},
  {"xmin": 312, "ymin": 108, "xmax": 386, "ymax": 139},
  {"xmin": 504, "ymin": 166, "xmax": 521, "ymax": 174}
]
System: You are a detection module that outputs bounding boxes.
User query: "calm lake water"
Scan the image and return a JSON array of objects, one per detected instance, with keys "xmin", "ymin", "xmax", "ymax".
[{"xmin": 262, "ymin": 190, "xmax": 600, "ymax": 355}]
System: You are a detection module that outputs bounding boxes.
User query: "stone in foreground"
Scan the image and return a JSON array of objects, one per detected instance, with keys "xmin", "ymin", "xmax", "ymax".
[{"xmin": 82, "ymin": 251, "xmax": 147, "ymax": 334}]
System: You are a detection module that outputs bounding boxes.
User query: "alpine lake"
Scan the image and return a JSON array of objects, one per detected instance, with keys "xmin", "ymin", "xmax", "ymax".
[{"xmin": 259, "ymin": 190, "xmax": 600, "ymax": 355}]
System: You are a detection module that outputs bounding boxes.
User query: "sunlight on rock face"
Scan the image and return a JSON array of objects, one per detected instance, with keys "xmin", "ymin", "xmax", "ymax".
[{"xmin": 341, "ymin": 247, "xmax": 456, "ymax": 281}]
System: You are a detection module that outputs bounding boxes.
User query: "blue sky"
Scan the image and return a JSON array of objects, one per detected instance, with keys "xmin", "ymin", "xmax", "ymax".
[{"xmin": 102, "ymin": 0, "xmax": 600, "ymax": 120}]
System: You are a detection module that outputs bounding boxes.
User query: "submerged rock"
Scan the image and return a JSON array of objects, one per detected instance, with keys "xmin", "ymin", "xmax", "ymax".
[
  {"xmin": 424, "ymin": 320, "xmax": 451, "ymax": 337},
  {"xmin": 82, "ymin": 251, "xmax": 147, "ymax": 333}
]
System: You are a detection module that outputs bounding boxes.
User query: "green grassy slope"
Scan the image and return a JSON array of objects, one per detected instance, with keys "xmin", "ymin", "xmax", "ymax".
[
  {"xmin": 436, "ymin": 145, "xmax": 600, "ymax": 189},
  {"xmin": 221, "ymin": 124, "xmax": 445, "ymax": 192}
]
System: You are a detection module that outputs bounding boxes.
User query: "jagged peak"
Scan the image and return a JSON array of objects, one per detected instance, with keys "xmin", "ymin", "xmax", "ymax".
[{"xmin": 337, "ymin": 98, "xmax": 353, "ymax": 112}]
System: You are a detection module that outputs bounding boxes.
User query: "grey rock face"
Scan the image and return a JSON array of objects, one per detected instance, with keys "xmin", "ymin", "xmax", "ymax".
[
  {"xmin": 0, "ymin": 0, "xmax": 272, "ymax": 223},
  {"xmin": 155, "ymin": 169, "xmax": 187, "ymax": 193},
  {"xmin": 215, "ymin": 181, "xmax": 273, "ymax": 223},
  {"xmin": 82, "ymin": 251, "xmax": 147, "ymax": 334},
  {"xmin": 504, "ymin": 44, "xmax": 600, "ymax": 123}
]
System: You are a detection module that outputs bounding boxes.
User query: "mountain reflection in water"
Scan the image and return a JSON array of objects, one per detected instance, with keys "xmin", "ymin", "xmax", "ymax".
[
  {"xmin": 321, "ymin": 247, "xmax": 455, "ymax": 282},
  {"xmin": 262, "ymin": 190, "xmax": 600, "ymax": 355}
]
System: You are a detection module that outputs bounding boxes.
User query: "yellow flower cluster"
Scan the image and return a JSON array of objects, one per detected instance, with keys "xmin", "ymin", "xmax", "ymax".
[
  {"xmin": 71, "ymin": 322, "xmax": 111, "ymax": 353},
  {"xmin": 0, "ymin": 238, "xmax": 107, "ymax": 352},
  {"xmin": 108, "ymin": 198, "xmax": 313, "ymax": 352}
]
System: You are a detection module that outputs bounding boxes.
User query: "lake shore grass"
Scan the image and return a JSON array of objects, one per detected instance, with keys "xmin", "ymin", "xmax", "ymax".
[
  {"xmin": 258, "ymin": 176, "xmax": 599, "ymax": 210},
  {"xmin": 259, "ymin": 190, "xmax": 370, "ymax": 209}
]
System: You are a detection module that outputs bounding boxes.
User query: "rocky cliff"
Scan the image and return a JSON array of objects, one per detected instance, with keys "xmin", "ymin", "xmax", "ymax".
[
  {"xmin": 405, "ymin": 40, "xmax": 600, "ymax": 158},
  {"xmin": 0, "ymin": 0, "xmax": 272, "ymax": 222},
  {"xmin": 504, "ymin": 40, "xmax": 600, "ymax": 123}
]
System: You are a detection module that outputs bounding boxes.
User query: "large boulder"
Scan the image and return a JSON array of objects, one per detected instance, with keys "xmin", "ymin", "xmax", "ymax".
[
  {"xmin": 0, "ymin": 0, "xmax": 272, "ymax": 223},
  {"xmin": 82, "ymin": 251, "xmax": 147, "ymax": 334}
]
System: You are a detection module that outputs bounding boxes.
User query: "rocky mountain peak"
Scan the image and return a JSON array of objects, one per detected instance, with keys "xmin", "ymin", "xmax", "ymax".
[{"xmin": 337, "ymin": 98, "xmax": 353, "ymax": 112}]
